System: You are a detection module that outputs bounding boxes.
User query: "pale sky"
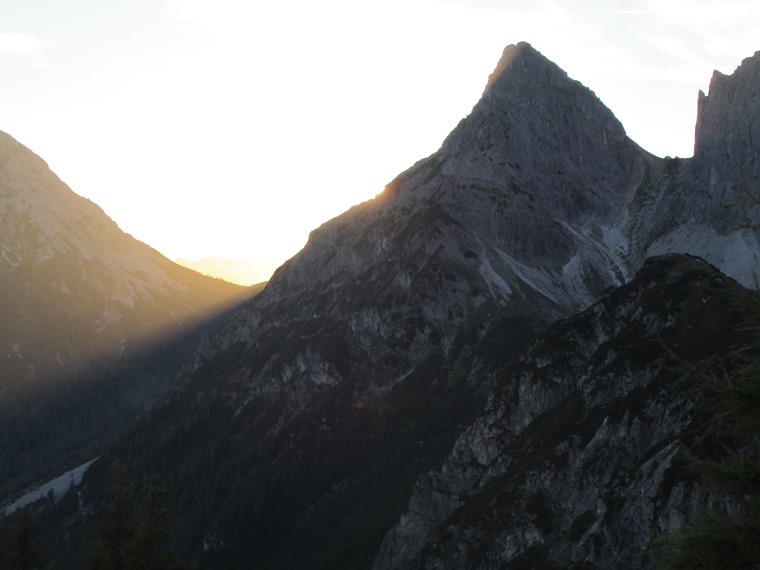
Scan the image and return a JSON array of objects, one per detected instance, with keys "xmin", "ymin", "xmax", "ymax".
[{"xmin": 1, "ymin": 0, "xmax": 758, "ymax": 268}]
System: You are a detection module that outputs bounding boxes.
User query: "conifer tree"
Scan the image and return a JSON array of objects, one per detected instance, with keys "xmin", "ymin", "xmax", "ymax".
[
  {"xmin": 661, "ymin": 296, "xmax": 760, "ymax": 569},
  {"xmin": 82, "ymin": 468, "xmax": 140, "ymax": 570},
  {"xmin": 0, "ymin": 508, "xmax": 49, "ymax": 570},
  {"xmin": 128, "ymin": 476, "xmax": 191, "ymax": 570},
  {"xmin": 13, "ymin": 508, "xmax": 49, "ymax": 570},
  {"xmin": 0, "ymin": 513, "xmax": 11, "ymax": 570},
  {"xmin": 81, "ymin": 468, "xmax": 191, "ymax": 570}
]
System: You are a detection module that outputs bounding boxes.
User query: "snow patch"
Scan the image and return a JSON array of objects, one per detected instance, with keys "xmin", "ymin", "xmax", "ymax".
[{"xmin": 3, "ymin": 458, "xmax": 98, "ymax": 515}]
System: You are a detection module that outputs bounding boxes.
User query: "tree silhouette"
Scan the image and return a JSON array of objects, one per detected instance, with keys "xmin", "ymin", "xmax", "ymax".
[
  {"xmin": 661, "ymin": 295, "xmax": 760, "ymax": 569},
  {"xmin": 0, "ymin": 508, "xmax": 49, "ymax": 570},
  {"xmin": 82, "ymin": 468, "xmax": 191, "ymax": 570},
  {"xmin": 129, "ymin": 476, "xmax": 191, "ymax": 570}
]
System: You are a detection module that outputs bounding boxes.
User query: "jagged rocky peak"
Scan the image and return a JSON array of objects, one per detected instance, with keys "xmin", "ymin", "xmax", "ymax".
[
  {"xmin": 689, "ymin": 49, "xmax": 760, "ymax": 234},
  {"xmin": 444, "ymin": 41, "xmax": 633, "ymax": 161},
  {"xmin": 484, "ymin": 41, "xmax": 577, "ymax": 95},
  {"xmin": 256, "ymin": 41, "xmax": 760, "ymax": 329},
  {"xmin": 252, "ymin": 52, "xmax": 644, "ymax": 338},
  {"xmin": 638, "ymin": 50, "xmax": 760, "ymax": 288},
  {"xmin": 694, "ymin": 49, "xmax": 760, "ymax": 159},
  {"xmin": 438, "ymin": 40, "xmax": 647, "ymax": 224},
  {"xmin": 424, "ymin": 42, "xmax": 652, "ymax": 307}
]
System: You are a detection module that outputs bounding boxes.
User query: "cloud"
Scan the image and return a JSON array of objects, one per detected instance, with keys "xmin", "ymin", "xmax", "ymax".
[
  {"xmin": 156, "ymin": 0, "xmax": 266, "ymax": 32},
  {"xmin": 0, "ymin": 33, "xmax": 52, "ymax": 55},
  {"xmin": 630, "ymin": 0, "xmax": 760, "ymax": 62}
]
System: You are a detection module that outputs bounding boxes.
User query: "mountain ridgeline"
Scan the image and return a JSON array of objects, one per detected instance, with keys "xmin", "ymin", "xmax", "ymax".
[
  {"xmin": 10, "ymin": 42, "xmax": 760, "ymax": 569},
  {"xmin": 0, "ymin": 131, "xmax": 254, "ymax": 501}
]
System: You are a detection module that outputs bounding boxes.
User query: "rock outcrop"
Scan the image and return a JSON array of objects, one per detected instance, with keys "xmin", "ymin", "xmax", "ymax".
[
  {"xmin": 373, "ymin": 254, "xmax": 755, "ymax": 569},
  {"xmin": 634, "ymin": 50, "xmax": 760, "ymax": 286}
]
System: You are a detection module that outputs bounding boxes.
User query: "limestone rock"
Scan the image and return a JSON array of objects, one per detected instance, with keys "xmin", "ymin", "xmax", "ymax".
[{"xmin": 373, "ymin": 255, "xmax": 753, "ymax": 569}]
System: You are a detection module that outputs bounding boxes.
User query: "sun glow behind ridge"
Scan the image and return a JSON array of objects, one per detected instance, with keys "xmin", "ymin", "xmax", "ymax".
[{"xmin": 1, "ymin": 0, "xmax": 758, "ymax": 281}]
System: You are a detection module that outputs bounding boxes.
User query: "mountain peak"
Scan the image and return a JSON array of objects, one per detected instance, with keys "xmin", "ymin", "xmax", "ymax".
[
  {"xmin": 694, "ymin": 49, "xmax": 760, "ymax": 158},
  {"xmin": 482, "ymin": 41, "xmax": 569, "ymax": 96},
  {"xmin": 433, "ymin": 42, "xmax": 635, "ymax": 282}
]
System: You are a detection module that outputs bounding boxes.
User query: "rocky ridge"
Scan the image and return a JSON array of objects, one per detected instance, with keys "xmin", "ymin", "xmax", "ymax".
[
  {"xmin": 63, "ymin": 44, "xmax": 760, "ymax": 569},
  {"xmin": 373, "ymin": 254, "xmax": 755, "ymax": 569},
  {"xmin": 197, "ymin": 43, "xmax": 760, "ymax": 387}
]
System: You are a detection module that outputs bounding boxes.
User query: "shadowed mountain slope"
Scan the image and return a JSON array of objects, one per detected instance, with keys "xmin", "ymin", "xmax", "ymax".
[{"xmin": 0, "ymin": 131, "xmax": 254, "ymax": 500}]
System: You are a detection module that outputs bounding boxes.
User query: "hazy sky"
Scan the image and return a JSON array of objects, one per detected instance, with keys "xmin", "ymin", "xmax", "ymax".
[{"xmin": 1, "ymin": 0, "xmax": 758, "ymax": 266}]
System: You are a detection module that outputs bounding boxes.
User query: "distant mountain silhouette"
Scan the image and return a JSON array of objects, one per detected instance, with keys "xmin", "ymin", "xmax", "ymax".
[{"xmin": 174, "ymin": 256, "xmax": 280, "ymax": 286}]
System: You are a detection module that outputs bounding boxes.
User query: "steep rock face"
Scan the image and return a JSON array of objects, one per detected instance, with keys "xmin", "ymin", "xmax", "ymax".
[
  {"xmin": 633, "ymin": 51, "xmax": 760, "ymax": 286},
  {"xmin": 206, "ymin": 44, "xmax": 760, "ymax": 391},
  {"xmin": 260, "ymin": 43, "xmax": 651, "ymax": 322},
  {"xmin": 182, "ymin": 43, "xmax": 659, "ymax": 422},
  {"xmin": 434, "ymin": 43, "xmax": 648, "ymax": 291},
  {"xmin": 0, "ymin": 131, "xmax": 252, "ymax": 499},
  {"xmin": 694, "ymin": 50, "xmax": 760, "ymax": 163},
  {"xmin": 373, "ymin": 255, "xmax": 756, "ymax": 570},
  {"xmin": 67, "ymin": 45, "xmax": 760, "ymax": 569}
]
